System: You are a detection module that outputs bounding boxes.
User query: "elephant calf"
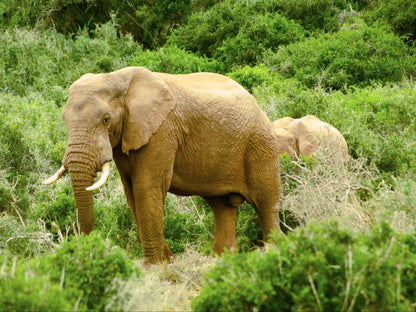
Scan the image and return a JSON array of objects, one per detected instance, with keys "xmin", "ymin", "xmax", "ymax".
[{"xmin": 43, "ymin": 66, "xmax": 281, "ymax": 264}]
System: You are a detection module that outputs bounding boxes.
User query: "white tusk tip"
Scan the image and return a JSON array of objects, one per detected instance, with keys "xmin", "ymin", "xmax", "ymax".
[
  {"xmin": 85, "ymin": 162, "xmax": 111, "ymax": 191},
  {"xmin": 42, "ymin": 166, "xmax": 67, "ymax": 186}
]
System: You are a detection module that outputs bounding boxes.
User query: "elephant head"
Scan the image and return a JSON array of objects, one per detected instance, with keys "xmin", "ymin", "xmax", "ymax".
[
  {"xmin": 43, "ymin": 67, "xmax": 175, "ymax": 234},
  {"xmin": 273, "ymin": 115, "xmax": 349, "ymax": 159},
  {"xmin": 273, "ymin": 118, "xmax": 316, "ymax": 157},
  {"xmin": 272, "ymin": 116, "xmax": 294, "ymax": 129}
]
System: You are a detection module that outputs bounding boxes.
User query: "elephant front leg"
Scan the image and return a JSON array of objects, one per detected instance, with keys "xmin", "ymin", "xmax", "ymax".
[
  {"xmin": 132, "ymin": 189, "xmax": 173, "ymax": 264},
  {"xmin": 205, "ymin": 196, "xmax": 238, "ymax": 254}
]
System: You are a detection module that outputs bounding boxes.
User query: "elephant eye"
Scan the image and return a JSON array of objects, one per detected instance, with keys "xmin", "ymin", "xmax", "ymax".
[{"xmin": 102, "ymin": 115, "xmax": 111, "ymax": 125}]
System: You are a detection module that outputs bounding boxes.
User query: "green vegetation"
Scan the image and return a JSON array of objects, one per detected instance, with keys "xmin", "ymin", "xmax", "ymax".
[
  {"xmin": 192, "ymin": 221, "xmax": 416, "ymax": 311},
  {"xmin": 0, "ymin": 232, "xmax": 138, "ymax": 311},
  {"xmin": 1, "ymin": 0, "xmax": 416, "ymax": 310}
]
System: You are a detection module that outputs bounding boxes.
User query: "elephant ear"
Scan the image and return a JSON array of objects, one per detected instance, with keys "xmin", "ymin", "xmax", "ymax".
[
  {"xmin": 297, "ymin": 120, "xmax": 317, "ymax": 156},
  {"xmin": 274, "ymin": 128, "xmax": 297, "ymax": 157},
  {"xmin": 122, "ymin": 68, "xmax": 175, "ymax": 154}
]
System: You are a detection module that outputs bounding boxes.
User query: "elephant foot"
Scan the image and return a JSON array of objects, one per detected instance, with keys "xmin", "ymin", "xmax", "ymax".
[
  {"xmin": 143, "ymin": 242, "xmax": 174, "ymax": 265},
  {"xmin": 213, "ymin": 241, "xmax": 238, "ymax": 255}
]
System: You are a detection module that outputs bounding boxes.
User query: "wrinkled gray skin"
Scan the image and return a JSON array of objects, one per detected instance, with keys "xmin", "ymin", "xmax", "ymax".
[{"xmin": 46, "ymin": 66, "xmax": 281, "ymax": 264}]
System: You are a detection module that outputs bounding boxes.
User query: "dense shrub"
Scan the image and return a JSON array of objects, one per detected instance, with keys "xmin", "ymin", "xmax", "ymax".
[
  {"xmin": 192, "ymin": 221, "xmax": 416, "ymax": 311},
  {"xmin": 0, "ymin": 21, "xmax": 139, "ymax": 98},
  {"xmin": 214, "ymin": 12, "xmax": 305, "ymax": 69},
  {"xmin": 0, "ymin": 93, "xmax": 68, "ymax": 218},
  {"xmin": 264, "ymin": 22, "xmax": 415, "ymax": 90},
  {"xmin": 274, "ymin": 0, "xmax": 342, "ymax": 34},
  {"xmin": 167, "ymin": 0, "xmax": 305, "ymax": 70},
  {"xmin": 94, "ymin": 191, "xmax": 142, "ymax": 257},
  {"xmin": 130, "ymin": 45, "xmax": 223, "ymax": 74},
  {"xmin": 369, "ymin": 178, "xmax": 416, "ymax": 233},
  {"xmin": 36, "ymin": 232, "xmax": 138, "ymax": 310},
  {"xmin": 33, "ymin": 185, "xmax": 77, "ymax": 233},
  {"xmin": 0, "ymin": 233, "xmax": 138, "ymax": 311},
  {"xmin": 0, "ymin": 214, "xmax": 56, "ymax": 258},
  {"xmin": 0, "ymin": 251, "xmax": 73, "ymax": 311},
  {"xmin": 325, "ymin": 83, "xmax": 416, "ymax": 175},
  {"xmin": 256, "ymin": 80, "xmax": 416, "ymax": 176},
  {"xmin": 273, "ymin": 0, "xmax": 372, "ymax": 34},
  {"xmin": 227, "ymin": 64, "xmax": 282, "ymax": 92},
  {"xmin": 0, "ymin": 94, "xmax": 65, "ymax": 219},
  {"xmin": 0, "ymin": 0, "xmax": 193, "ymax": 49},
  {"xmin": 129, "ymin": 0, "xmax": 192, "ymax": 48},
  {"xmin": 363, "ymin": 0, "xmax": 416, "ymax": 43}
]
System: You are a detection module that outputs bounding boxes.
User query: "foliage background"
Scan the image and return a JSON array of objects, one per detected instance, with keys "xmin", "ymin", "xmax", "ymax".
[{"xmin": 1, "ymin": 0, "xmax": 416, "ymax": 310}]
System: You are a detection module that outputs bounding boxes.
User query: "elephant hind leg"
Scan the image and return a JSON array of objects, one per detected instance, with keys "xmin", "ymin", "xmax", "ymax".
[
  {"xmin": 244, "ymin": 144, "xmax": 282, "ymax": 243},
  {"xmin": 204, "ymin": 195, "xmax": 239, "ymax": 255},
  {"xmin": 252, "ymin": 198, "xmax": 281, "ymax": 244}
]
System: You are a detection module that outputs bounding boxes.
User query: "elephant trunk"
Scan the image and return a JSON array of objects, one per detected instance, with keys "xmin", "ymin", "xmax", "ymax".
[
  {"xmin": 64, "ymin": 139, "xmax": 100, "ymax": 234},
  {"xmin": 69, "ymin": 168, "xmax": 95, "ymax": 234}
]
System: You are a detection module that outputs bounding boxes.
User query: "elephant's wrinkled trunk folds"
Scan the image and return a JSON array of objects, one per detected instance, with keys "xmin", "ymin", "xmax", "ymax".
[
  {"xmin": 65, "ymin": 143, "xmax": 98, "ymax": 234},
  {"xmin": 42, "ymin": 163, "xmax": 110, "ymax": 191},
  {"xmin": 85, "ymin": 162, "xmax": 110, "ymax": 191},
  {"xmin": 70, "ymin": 167, "xmax": 95, "ymax": 234},
  {"xmin": 43, "ymin": 147, "xmax": 111, "ymax": 234}
]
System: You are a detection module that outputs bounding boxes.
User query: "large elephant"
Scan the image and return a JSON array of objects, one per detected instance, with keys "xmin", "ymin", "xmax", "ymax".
[
  {"xmin": 43, "ymin": 66, "xmax": 281, "ymax": 264},
  {"xmin": 273, "ymin": 115, "xmax": 348, "ymax": 158}
]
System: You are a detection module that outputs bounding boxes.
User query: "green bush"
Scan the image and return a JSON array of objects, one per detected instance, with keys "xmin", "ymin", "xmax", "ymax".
[
  {"xmin": 227, "ymin": 65, "xmax": 279, "ymax": 93},
  {"xmin": 264, "ymin": 22, "xmax": 415, "ymax": 90},
  {"xmin": 0, "ymin": 22, "xmax": 139, "ymax": 98},
  {"xmin": 0, "ymin": 233, "xmax": 138, "ymax": 311},
  {"xmin": 167, "ymin": 0, "xmax": 304, "ymax": 71},
  {"xmin": 273, "ymin": 0, "xmax": 372, "ymax": 34},
  {"xmin": 257, "ymin": 80, "xmax": 416, "ymax": 177},
  {"xmin": 0, "ymin": 174, "xmax": 14, "ymax": 214},
  {"xmin": 33, "ymin": 185, "xmax": 77, "ymax": 234},
  {"xmin": 274, "ymin": 0, "xmax": 342, "ymax": 34},
  {"xmin": 0, "ymin": 0, "xmax": 193, "ymax": 49},
  {"xmin": 363, "ymin": 0, "xmax": 416, "ymax": 43},
  {"xmin": 192, "ymin": 221, "xmax": 416, "ymax": 311},
  {"xmin": 369, "ymin": 178, "xmax": 416, "ymax": 233},
  {"xmin": 0, "ymin": 93, "xmax": 66, "ymax": 219},
  {"xmin": 327, "ymin": 83, "xmax": 416, "ymax": 175},
  {"xmin": 0, "ymin": 251, "xmax": 73, "ymax": 311},
  {"xmin": 163, "ymin": 196, "xmax": 211, "ymax": 254},
  {"xmin": 130, "ymin": 0, "xmax": 192, "ymax": 48},
  {"xmin": 93, "ymin": 181, "xmax": 143, "ymax": 257},
  {"xmin": 130, "ymin": 45, "xmax": 223, "ymax": 74},
  {"xmin": 36, "ymin": 232, "xmax": 138, "ymax": 310},
  {"xmin": 0, "ymin": 214, "xmax": 55, "ymax": 258},
  {"xmin": 0, "ymin": 117, "xmax": 35, "ymax": 173},
  {"xmin": 214, "ymin": 12, "xmax": 304, "ymax": 69}
]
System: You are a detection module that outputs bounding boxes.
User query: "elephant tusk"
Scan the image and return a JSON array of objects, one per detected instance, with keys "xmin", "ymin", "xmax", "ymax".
[
  {"xmin": 85, "ymin": 162, "xmax": 111, "ymax": 191},
  {"xmin": 42, "ymin": 166, "xmax": 67, "ymax": 185}
]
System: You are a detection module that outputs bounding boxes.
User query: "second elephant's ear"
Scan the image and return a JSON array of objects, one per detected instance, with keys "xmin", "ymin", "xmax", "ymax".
[
  {"xmin": 297, "ymin": 120, "xmax": 316, "ymax": 156},
  {"xmin": 122, "ymin": 68, "xmax": 175, "ymax": 154}
]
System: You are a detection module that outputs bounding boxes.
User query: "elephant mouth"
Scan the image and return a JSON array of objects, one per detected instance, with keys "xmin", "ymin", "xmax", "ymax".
[{"xmin": 42, "ymin": 162, "xmax": 111, "ymax": 191}]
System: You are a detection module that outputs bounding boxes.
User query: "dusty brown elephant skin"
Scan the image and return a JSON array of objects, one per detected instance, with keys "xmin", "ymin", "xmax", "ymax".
[
  {"xmin": 273, "ymin": 115, "xmax": 348, "ymax": 159},
  {"xmin": 43, "ymin": 66, "xmax": 281, "ymax": 264}
]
